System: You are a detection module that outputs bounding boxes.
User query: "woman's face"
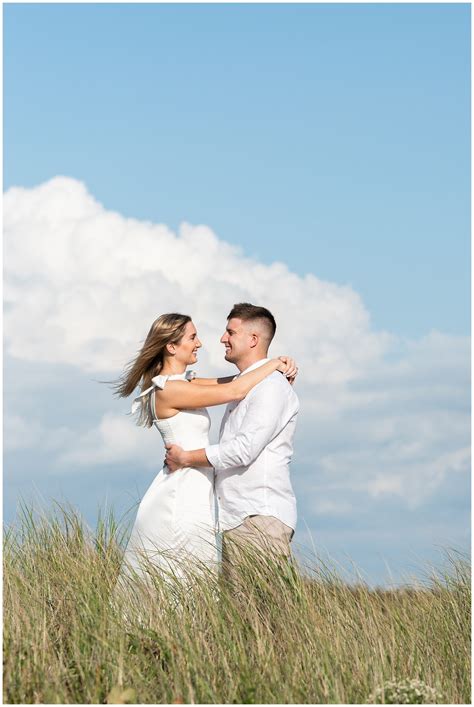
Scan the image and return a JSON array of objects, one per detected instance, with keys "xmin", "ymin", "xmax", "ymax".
[{"xmin": 173, "ymin": 320, "xmax": 202, "ymax": 365}]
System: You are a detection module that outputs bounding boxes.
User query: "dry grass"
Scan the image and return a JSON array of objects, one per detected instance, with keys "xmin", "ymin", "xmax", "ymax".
[{"xmin": 3, "ymin": 503, "xmax": 471, "ymax": 704}]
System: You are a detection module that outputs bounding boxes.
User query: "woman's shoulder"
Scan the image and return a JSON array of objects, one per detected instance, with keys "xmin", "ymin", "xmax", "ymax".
[
  {"xmin": 153, "ymin": 370, "xmax": 196, "ymax": 390},
  {"xmin": 151, "ymin": 374, "xmax": 169, "ymax": 390}
]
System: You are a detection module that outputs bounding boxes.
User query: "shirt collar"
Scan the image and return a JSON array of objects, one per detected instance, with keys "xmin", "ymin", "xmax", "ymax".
[{"xmin": 237, "ymin": 357, "xmax": 270, "ymax": 377}]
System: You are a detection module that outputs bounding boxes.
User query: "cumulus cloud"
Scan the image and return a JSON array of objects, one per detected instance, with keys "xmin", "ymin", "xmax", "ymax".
[
  {"xmin": 4, "ymin": 415, "xmax": 45, "ymax": 452},
  {"xmin": 3, "ymin": 177, "xmax": 470, "ymax": 510},
  {"xmin": 4, "ymin": 176, "xmax": 390, "ymax": 383},
  {"xmin": 294, "ymin": 330, "xmax": 470, "ymax": 509},
  {"xmin": 56, "ymin": 413, "xmax": 160, "ymax": 469}
]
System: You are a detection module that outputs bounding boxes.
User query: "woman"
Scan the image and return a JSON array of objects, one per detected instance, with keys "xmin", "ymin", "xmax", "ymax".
[{"xmin": 114, "ymin": 313, "xmax": 297, "ymax": 582}]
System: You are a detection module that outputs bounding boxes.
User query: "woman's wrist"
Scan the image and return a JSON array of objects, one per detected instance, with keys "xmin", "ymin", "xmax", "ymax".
[{"xmin": 274, "ymin": 357, "xmax": 286, "ymax": 373}]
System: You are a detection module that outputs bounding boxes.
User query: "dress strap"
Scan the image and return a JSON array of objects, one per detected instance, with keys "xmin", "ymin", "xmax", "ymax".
[
  {"xmin": 130, "ymin": 370, "xmax": 196, "ymax": 415},
  {"xmin": 130, "ymin": 375, "xmax": 169, "ymax": 415}
]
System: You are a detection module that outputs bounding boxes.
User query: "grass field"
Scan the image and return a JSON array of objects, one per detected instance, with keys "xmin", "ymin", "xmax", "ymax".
[{"xmin": 3, "ymin": 504, "xmax": 471, "ymax": 704}]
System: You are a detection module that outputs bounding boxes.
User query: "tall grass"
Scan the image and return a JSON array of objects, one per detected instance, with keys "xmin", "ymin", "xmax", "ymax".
[{"xmin": 3, "ymin": 503, "xmax": 470, "ymax": 704}]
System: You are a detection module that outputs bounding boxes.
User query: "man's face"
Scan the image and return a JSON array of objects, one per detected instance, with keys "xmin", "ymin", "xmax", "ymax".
[{"xmin": 220, "ymin": 317, "xmax": 253, "ymax": 364}]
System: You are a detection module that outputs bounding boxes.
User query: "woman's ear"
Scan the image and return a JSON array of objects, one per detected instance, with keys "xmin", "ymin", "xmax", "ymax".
[{"xmin": 166, "ymin": 343, "xmax": 176, "ymax": 355}]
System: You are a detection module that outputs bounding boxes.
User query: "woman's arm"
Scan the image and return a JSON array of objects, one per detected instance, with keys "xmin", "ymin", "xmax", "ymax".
[
  {"xmin": 190, "ymin": 376, "xmax": 235, "ymax": 386},
  {"xmin": 190, "ymin": 355, "xmax": 297, "ymax": 387},
  {"xmin": 156, "ymin": 358, "xmax": 295, "ymax": 412}
]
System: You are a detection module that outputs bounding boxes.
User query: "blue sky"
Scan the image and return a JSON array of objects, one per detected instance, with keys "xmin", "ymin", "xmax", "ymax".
[
  {"xmin": 4, "ymin": 3, "xmax": 470, "ymax": 587},
  {"xmin": 5, "ymin": 3, "xmax": 470, "ymax": 337}
]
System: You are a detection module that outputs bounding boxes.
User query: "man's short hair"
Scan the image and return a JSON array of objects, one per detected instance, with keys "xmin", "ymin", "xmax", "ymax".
[{"xmin": 227, "ymin": 302, "xmax": 277, "ymax": 343}]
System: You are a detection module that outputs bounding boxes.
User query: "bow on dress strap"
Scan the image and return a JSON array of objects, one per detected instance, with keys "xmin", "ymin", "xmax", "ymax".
[{"xmin": 130, "ymin": 370, "xmax": 196, "ymax": 414}]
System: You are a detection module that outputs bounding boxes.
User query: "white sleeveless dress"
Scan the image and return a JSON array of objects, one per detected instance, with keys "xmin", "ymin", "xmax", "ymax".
[{"xmin": 122, "ymin": 372, "xmax": 218, "ymax": 581}]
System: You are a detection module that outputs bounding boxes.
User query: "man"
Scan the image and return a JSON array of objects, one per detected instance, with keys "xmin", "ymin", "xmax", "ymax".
[{"xmin": 165, "ymin": 302, "xmax": 299, "ymax": 575}]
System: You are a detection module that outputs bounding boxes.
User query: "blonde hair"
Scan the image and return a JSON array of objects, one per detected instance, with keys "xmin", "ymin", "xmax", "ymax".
[{"xmin": 114, "ymin": 313, "xmax": 191, "ymax": 427}]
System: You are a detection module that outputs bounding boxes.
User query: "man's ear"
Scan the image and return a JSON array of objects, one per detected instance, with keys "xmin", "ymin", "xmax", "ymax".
[{"xmin": 249, "ymin": 333, "xmax": 259, "ymax": 349}]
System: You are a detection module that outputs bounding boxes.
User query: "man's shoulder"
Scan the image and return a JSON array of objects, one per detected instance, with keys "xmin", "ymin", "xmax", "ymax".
[
  {"xmin": 248, "ymin": 371, "xmax": 298, "ymax": 400},
  {"xmin": 252, "ymin": 370, "xmax": 283, "ymax": 388}
]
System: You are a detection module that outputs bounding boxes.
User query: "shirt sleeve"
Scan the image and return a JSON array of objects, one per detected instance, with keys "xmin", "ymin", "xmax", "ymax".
[{"xmin": 205, "ymin": 379, "xmax": 295, "ymax": 471}]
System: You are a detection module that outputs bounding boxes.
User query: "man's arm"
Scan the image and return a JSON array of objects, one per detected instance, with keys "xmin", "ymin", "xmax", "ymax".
[
  {"xmin": 165, "ymin": 446, "xmax": 210, "ymax": 471},
  {"xmin": 165, "ymin": 379, "xmax": 295, "ymax": 472}
]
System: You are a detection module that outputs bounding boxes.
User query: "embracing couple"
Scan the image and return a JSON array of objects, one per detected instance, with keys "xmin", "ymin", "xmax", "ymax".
[{"xmin": 116, "ymin": 303, "xmax": 299, "ymax": 583}]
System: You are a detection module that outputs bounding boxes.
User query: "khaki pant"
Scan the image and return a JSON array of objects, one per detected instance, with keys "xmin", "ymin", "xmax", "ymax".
[{"xmin": 221, "ymin": 515, "xmax": 294, "ymax": 587}]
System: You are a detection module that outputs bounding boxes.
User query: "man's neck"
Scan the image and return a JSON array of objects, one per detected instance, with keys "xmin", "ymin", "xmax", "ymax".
[{"xmin": 235, "ymin": 352, "xmax": 269, "ymax": 373}]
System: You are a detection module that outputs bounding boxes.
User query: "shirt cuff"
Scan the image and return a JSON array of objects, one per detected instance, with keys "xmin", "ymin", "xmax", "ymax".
[{"xmin": 205, "ymin": 444, "xmax": 222, "ymax": 471}]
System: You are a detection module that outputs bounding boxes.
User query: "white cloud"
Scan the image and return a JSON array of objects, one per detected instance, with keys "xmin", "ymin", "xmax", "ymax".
[
  {"xmin": 4, "ymin": 412, "xmax": 76, "ymax": 455},
  {"xmin": 4, "ymin": 415, "xmax": 44, "ymax": 452},
  {"xmin": 4, "ymin": 176, "xmax": 390, "ymax": 383},
  {"xmin": 312, "ymin": 499, "xmax": 353, "ymax": 516},
  {"xmin": 56, "ymin": 413, "xmax": 161, "ymax": 469},
  {"xmin": 3, "ymin": 177, "xmax": 470, "ymax": 508}
]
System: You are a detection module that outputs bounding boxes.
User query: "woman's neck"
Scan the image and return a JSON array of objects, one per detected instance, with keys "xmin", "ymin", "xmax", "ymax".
[{"xmin": 160, "ymin": 360, "xmax": 187, "ymax": 376}]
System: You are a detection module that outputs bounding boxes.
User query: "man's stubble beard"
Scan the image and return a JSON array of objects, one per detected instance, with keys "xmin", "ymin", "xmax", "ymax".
[{"xmin": 224, "ymin": 350, "xmax": 241, "ymax": 367}]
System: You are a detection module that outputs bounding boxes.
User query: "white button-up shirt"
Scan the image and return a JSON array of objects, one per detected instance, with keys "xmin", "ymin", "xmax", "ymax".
[{"xmin": 205, "ymin": 358, "xmax": 299, "ymax": 532}]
